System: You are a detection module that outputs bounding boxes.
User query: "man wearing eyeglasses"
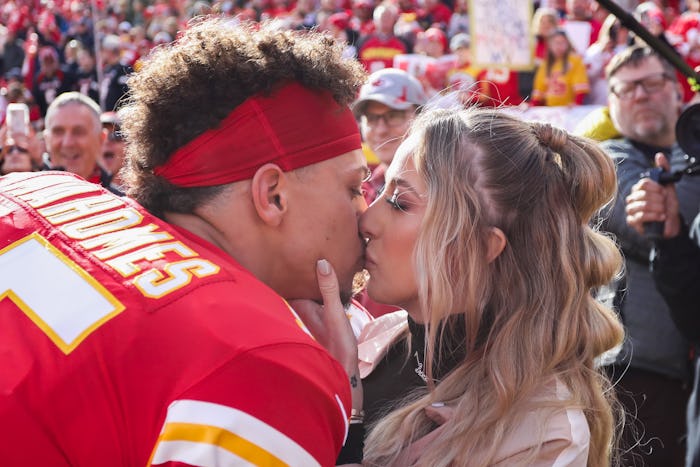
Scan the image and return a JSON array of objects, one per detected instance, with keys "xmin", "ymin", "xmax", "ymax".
[
  {"xmin": 350, "ymin": 68, "xmax": 426, "ymax": 318},
  {"xmin": 98, "ymin": 111, "xmax": 126, "ymax": 189},
  {"xmin": 352, "ymin": 68, "xmax": 426, "ymax": 203},
  {"xmin": 599, "ymin": 44, "xmax": 700, "ymax": 467}
]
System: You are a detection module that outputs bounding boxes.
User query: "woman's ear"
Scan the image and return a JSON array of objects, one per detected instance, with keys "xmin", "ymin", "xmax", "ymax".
[
  {"xmin": 486, "ymin": 227, "xmax": 506, "ymax": 263},
  {"xmin": 250, "ymin": 163, "xmax": 287, "ymax": 227}
]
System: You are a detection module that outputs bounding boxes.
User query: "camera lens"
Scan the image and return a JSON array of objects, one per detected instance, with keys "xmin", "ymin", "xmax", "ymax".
[{"xmin": 676, "ymin": 103, "xmax": 700, "ymax": 158}]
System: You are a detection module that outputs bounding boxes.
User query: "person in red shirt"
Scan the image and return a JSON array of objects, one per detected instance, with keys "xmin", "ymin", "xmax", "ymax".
[
  {"xmin": 416, "ymin": 0, "xmax": 452, "ymax": 30},
  {"xmin": 31, "ymin": 46, "xmax": 69, "ymax": 118},
  {"xmin": 0, "ymin": 18, "xmax": 369, "ymax": 466},
  {"xmin": 357, "ymin": 3, "xmax": 409, "ymax": 72}
]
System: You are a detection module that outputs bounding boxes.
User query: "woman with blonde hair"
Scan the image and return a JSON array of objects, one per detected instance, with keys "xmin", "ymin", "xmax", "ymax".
[{"xmin": 299, "ymin": 106, "xmax": 624, "ymax": 466}]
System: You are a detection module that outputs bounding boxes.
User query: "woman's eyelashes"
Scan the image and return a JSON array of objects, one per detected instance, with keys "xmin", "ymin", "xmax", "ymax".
[{"xmin": 386, "ymin": 189, "xmax": 409, "ymax": 212}]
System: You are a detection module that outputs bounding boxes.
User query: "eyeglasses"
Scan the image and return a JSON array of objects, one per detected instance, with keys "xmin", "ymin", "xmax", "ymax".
[
  {"xmin": 107, "ymin": 131, "xmax": 123, "ymax": 142},
  {"xmin": 5, "ymin": 145, "xmax": 29, "ymax": 154},
  {"xmin": 361, "ymin": 109, "xmax": 409, "ymax": 128},
  {"xmin": 610, "ymin": 72, "xmax": 674, "ymax": 100}
]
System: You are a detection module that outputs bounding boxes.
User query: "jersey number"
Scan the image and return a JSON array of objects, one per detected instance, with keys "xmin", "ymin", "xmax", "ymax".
[{"xmin": 0, "ymin": 233, "xmax": 125, "ymax": 354}]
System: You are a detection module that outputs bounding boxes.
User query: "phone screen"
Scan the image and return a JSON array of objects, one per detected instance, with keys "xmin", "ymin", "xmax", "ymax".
[{"xmin": 6, "ymin": 103, "xmax": 30, "ymax": 136}]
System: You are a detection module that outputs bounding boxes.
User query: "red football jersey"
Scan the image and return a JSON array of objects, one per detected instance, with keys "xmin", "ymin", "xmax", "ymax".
[
  {"xmin": 0, "ymin": 171, "xmax": 351, "ymax": 466},
  {"xmin": 358, "ymin": 35, "xmax": 408, "ymax": 73}
]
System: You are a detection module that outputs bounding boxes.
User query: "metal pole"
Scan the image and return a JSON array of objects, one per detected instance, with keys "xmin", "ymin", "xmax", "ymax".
[{"xmin": 595, "ymin": 0, "xmax": 700, "ymax": 88}]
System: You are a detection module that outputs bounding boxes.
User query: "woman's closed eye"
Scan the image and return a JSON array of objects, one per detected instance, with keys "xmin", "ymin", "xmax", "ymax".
[{"xmin": 386, "ymin": 189, "xmax": 409, "ymax": 212}]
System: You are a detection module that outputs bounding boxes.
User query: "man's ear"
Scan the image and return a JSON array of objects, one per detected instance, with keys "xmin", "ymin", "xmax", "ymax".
[
  {"xmin": 251, "ymin": 163, "xmax": 287, "ymax": 227},
  {"xmin": 486, "ymin": 227, "xmax": 506, "ymax": 263}
]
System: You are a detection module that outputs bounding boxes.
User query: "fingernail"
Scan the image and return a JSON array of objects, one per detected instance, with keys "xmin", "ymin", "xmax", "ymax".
[
  {"xmin": 317, "ymin": 259, "xmax": 331, "ymax": 276},
  {"xmin": 431, "ymin": 402, "xmax": 445, "ymax": 408}
]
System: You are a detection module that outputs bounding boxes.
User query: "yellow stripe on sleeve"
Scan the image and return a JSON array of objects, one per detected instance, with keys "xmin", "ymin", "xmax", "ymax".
[
  {"xmin": 155, "ymin": 422, "xmax": 287, "ymax": 466},
  {"xmin": 148, "ymin": 399, "xmax": 322, "ymax": 467}
]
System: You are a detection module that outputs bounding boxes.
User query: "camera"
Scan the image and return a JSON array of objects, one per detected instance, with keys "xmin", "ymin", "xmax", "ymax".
[
  {"xmin": 641, "ymin": 105, "xmax": 700, "ymax": 240},
  {"xmin": 645, "ymin": 104, "xmax": 700, "ymax": 187},
  {"xmin": 675, "ymin": 103, "xmax": 700, "ymax": 175}
]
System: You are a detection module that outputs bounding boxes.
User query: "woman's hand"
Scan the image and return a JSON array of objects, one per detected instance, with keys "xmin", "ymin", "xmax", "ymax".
[{"xmin": 289, "ymin": 260, "xmax": 363, "ymax": 411}]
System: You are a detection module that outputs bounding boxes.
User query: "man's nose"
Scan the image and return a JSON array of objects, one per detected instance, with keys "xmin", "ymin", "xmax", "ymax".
[{"xmin": 631, "ymin": 82, "xmax": 651, "ymax": 100}]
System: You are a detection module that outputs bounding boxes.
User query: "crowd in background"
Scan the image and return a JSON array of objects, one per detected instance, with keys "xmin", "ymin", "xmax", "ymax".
[
  {"xmin": 3, "ymin": 1, "xmax": 700, "ymax": 466},
  {"xmin": 3, "ymin": 0, "xmax": 700, "ymax": 134}
]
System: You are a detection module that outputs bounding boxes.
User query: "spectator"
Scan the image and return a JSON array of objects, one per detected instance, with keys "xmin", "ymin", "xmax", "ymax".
[
  {"xmin": 349, "ymin": 0, "xmax": 376, "ymax": 36},
  {"xmin": 532, "ymin": 29, "xmax": 590, "ymax": 106},
  {"xmin": 413, "ymin": 26, "xmax": 447, "ymax": 59},
  {"xmin": 599, "ymin": 44, "xmax": 700, "ymax": 467},
  {"xmin": 0, "ymin": 74, "xmax": 41, "ymax": 127},
  {"xmin": 667, "ymin": 0, "xmax": 700, "ymax": 102},
  {"xmin": 32, "ymin": 46, "xmax": 69, "ymax": 118},
  {"xmin": 308, "ymin": 107, "xmax": 624, "ymax": 465},
  {"xmin": 445, "ymin": 32, "xmax": 479, "ymax": 99},
  {"xmin": 61, "ymin": 39, "xmax": 83, "ymax": 85},
  {"xmin": 0, "ymin": 123, "xmax": 41, "ymax": 174},
  {"xmin": 583, "ymin": 13, "xmax": 630, "ymax": 105},
  {"xmin": 287, "ymin": 0, "xmax": 320, "ymax": 29},
  {"xmin": 99, "ymin": 34, "xmax": 132, "ymax": 112},
  {"xmin": 357, "ymin": 2, "xmax": 408, "ymax": 73},
  {"xmin": 473, "ymin": 66, "xmax": 523, "ymax": 107},
  {"xmin": 352, "ymin": 67, "xmax": 426, "ymax": 202},
  {"xmin": 41, "ymin": 92, "xmax": 119, "ymax": 194},
  {"xmin": 69, "ymin": 16, "xmax": 95, "ymax": 52},
  {"xmin": 532, "ymin": 6, "xmax": 560, "ymax": 67},
  {"xmin": 624, "ymin": 152, "xmax": 700, "ymax": 467},
  {"xmin": 98, "ymin": 111, "xmax": 126, "ymax": 190},
  {"xmin": 447, "ymin": 0, "xmax": 469, "ymax": 38},
  {"xmin": 74, "ymin": 46, "xmax": 99, "ymax": 103},
  {"xmin": 324, "ymin": 11, "xmax": 361, "ymax": 60},
  {"xmin": 561, "ymin": 0, "xmax": 601, "ymax": 53},
  {"xmin": 415, "ymin": 0, "xmax": 452, "ymax": 30},
  {"xmin": 0, "ymin": 19, "xmax": 368, "ymax": 465},
  {"xmin": 352, "ymin": 67, "xmax": 425, "ymax": 319},
  {"xmin": 1, "ymin": 27, "xmax": 25, "ymax": 76},
  {"xmin": 413, "ymin": 27, "xmax": 450, "ymax": 95}
]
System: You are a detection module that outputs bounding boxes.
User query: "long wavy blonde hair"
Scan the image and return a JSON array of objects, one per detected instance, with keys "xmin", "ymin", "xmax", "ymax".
[{"xmin": 363, "ymin": 108, "xmax": 624, "ymax": 467}]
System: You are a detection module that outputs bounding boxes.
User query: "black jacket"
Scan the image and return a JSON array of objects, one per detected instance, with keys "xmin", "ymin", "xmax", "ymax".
[{"xmin": 652, "ymin": 215, "xmax": 700, "ymax": 467}]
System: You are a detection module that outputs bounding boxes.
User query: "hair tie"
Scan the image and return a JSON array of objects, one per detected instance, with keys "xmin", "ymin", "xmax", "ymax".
[{"xmin": 533, "ymin": 122, "xmax": 568, "ymax": 154}]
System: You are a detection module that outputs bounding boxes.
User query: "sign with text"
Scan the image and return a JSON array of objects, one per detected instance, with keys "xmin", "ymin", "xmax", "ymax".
[{"xmin": 470, "ymin": 0, "xmax": 534, "ymax": 70}]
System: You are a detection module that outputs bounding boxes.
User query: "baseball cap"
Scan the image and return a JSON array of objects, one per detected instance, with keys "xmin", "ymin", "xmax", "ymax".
[
  {"xmin": 353, "ymin": 0, "xmax": 374, "ymax": 9},
  {"xmin": 101, "ymin": 111, "xmax": 123, "ymax": 141},
  {"xmin": 100, "ymin": 111, "xmax": 120, "ymax": 126},
  {"xmin": 420, "ymin": 27, "xmax": 447, "ymax": 53},
  {"xmin": 352, "ymin": 68, "xmax": 427, "ymax": 116},
  {"xmin": 328, "ymin": 12, "xmax": 350, "ymax": 30},
  {"xmin": 450, "ymin": 33, "xmax": 470, "ymax": 52},
  {"xmin": 39, "ymin": 46, "xmax": 58, "ymax": 62}
]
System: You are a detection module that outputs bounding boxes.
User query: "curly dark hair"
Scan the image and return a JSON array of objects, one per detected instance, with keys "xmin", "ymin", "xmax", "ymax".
[{"xmin": 119, "ymin": 17, "xmax": 367, "ymax": 217}]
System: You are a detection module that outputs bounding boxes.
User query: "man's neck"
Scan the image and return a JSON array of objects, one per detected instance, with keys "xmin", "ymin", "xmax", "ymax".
[{"xmin": 629, "ymin": 138, "xmax": 674, "ymax": 160}]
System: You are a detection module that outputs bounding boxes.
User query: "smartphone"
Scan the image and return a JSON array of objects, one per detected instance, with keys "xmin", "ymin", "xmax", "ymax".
[{"xmin": 6, "ymin": 103, "xmax": 30, "ymax": 137}]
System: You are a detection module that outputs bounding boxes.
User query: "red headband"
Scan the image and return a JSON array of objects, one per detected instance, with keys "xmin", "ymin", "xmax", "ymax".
[{"xmin": 153, "ymin": 82, "xmax": 362, "ymax": 187}]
